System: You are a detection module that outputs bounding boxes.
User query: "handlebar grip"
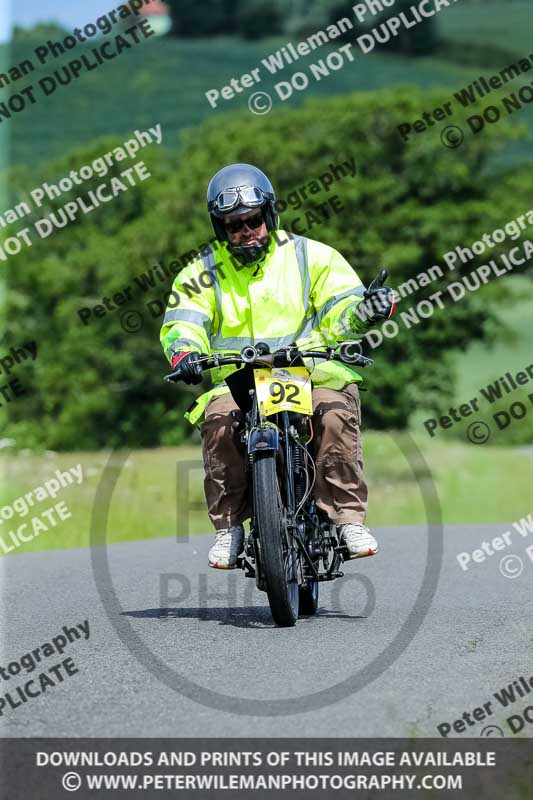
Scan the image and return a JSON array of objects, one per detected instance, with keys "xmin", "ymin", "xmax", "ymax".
[
  {"xmin": 164, "ymin": 352, "xmax": 213, "ymax": 382},
  {"xmin": 338, "ymin": 341, "xmax": 362, "ymax": 364}
]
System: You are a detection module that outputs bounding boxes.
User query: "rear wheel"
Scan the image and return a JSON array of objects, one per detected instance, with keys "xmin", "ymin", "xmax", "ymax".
[{"xmin": 253, "ymin": 453, "xmax": 298, "ymax": 627}]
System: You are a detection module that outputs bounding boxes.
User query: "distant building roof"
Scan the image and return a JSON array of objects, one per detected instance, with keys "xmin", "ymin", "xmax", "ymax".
[{"xmin": 141, "ymin": 0, "xmax": 170, "ymax": 15}]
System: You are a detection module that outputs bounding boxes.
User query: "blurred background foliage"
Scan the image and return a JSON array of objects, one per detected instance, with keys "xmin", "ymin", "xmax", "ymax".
[{"xmin": 1, "ymin": 0, "xmax": 532, "ymax": 452}]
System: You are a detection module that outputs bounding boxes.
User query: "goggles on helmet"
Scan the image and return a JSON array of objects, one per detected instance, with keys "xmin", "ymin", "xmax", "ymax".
[{"xmin": 209, "ymin": 185, "xmax": 271, "ymax": 214}]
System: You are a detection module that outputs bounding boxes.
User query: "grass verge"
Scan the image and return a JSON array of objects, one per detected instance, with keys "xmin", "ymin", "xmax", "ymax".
[{"xmin": 1, "ymin": 434, "xmax": 531, "ymax": 556}]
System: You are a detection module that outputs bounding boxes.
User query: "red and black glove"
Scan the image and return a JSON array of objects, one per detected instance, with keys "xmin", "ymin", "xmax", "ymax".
[
  {"xmin": 171, "ymin": 351, "xmax": 203, "ymax": 385},
  {"xmin": 357, "ymin": 269, "xmax": 396, "ymax": 325}
]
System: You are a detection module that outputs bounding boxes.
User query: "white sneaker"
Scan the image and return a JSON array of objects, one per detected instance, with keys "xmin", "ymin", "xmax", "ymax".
[
  {"xmin": 338, "ymin": 523, "xmax": 378, "ymax": 559},
  {"xmin": 208, "ymin": 525, "xmax": 244, "ymax": 569}
]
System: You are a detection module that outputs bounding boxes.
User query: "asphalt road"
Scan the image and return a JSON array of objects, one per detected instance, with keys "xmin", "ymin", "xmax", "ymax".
[{"xmin": 1, "ymin": 524, "xmax": 532, "ymax": 737}]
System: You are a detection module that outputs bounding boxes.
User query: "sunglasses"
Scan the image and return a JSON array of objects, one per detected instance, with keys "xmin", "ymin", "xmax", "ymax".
[{"xmin": 224, "ymin": 213, "xmax": 265, "ymax": 234}]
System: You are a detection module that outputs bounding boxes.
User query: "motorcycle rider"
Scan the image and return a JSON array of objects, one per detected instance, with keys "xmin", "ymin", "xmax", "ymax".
[{"xmin": 160, "ymin": 164, "xmax": 395, "ymax": 569}]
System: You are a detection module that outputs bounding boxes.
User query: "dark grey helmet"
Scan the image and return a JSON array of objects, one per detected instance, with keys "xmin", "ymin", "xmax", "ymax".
[{"xmin": 207, "ymin": 163, "xmax": 279, "ymax": 243}]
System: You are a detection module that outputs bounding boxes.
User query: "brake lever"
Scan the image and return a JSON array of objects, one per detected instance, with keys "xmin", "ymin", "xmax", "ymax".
[
  {"xmin": 164, "ymin": 370, "xmax": 181, "ymax": 383},
  {"xmin": 352, "ymin": 354, "xmax": 374, "ymax": 367}
]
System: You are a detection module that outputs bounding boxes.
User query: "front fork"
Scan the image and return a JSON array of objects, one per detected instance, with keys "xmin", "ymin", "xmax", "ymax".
[{"xmin": 237, "ymin": 411, "xmax": 345, "ymax": 587}]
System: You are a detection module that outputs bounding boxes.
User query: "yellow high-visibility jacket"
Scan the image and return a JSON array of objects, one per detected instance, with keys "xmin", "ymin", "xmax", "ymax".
[{"xmin": 160, "ymin": 230, "xmax": 370, "ymax": 425}]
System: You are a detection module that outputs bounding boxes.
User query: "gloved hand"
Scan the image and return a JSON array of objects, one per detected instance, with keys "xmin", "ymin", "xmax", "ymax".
[
  {"xmin": 357, "ymin": 269, "xmax": 395, "ymax": 326},
  {"xmin": 171, "ymin": 351, "xmax": 203, "ymax": 385}
]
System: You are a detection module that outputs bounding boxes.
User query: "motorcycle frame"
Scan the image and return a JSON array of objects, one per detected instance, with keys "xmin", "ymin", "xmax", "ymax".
[{"xmin": 241, "ymin": 372, "xmax": 345, "ymax": 590}]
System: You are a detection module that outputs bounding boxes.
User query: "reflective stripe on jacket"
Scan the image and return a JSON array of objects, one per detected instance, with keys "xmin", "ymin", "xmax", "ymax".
[{"xmin": 160, "ymin": 230, "xmax": 370, "ymax": 425}]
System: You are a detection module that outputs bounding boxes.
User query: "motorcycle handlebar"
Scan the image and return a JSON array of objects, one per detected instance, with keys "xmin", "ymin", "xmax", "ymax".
[{"xmin": 164, "ymin": 342, "xmax": 373, "ymax": 383}]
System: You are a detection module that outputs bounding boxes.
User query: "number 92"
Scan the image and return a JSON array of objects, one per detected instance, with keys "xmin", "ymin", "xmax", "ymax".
[{"xmin": 269, "ymin": 381, "xmax": 300, "ymax": 405}]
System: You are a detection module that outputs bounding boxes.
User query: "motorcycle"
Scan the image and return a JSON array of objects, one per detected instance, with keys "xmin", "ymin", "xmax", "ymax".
[{"xmin": 165, "ymin": 341, "xmax": 372, "ymax": 627}]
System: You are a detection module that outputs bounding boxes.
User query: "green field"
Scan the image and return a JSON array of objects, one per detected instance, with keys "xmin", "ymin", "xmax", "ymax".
[
  {"xmin": 2, "ymin": 36, "xmax": 466, "ymax": 167},
  {"xmin": 453, "ymin": 279, "xmax": 533, "ymax": 392},
  {"xmin": 2, "ymin": 26, "xmax": 532, "ymax": 171},
  {"xmin": 439, "ymin": 0, "xmax": 531, "ymax": 56},
  {"xmin": 1, "ymin": 433, "xmax": 532, "ymax": 556},
  {"xmin": 411, "ymin": 277, "xmax": 533, "ymax": 446},
  {"xmin": 452, "ymin": 290, "xmax": 533, "ymax": 445}
]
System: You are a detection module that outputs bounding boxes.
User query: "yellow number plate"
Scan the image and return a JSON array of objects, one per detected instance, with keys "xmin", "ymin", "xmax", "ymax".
[{"xmin": 253, "ymin": 367, "xmax": 313, "ymax": 417}]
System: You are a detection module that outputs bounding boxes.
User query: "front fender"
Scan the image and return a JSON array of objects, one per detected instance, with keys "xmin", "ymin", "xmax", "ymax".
[{"xmin": 248, "ymin": 422, "xmax": 279, "ymax": 456}]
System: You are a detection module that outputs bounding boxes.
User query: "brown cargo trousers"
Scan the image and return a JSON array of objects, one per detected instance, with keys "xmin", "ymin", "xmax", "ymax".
[{"xmin": 200, "ymin": 383, "xmax": 368, "ymax": 530}]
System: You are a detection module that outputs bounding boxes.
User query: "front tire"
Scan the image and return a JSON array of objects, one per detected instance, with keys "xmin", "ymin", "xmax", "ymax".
[{"xmin": 253, "ymin": 453, "xmax": 298, "ymax": 627}]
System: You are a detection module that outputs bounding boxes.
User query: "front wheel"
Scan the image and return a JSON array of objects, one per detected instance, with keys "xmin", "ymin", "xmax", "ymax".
[{"xmin": 253, "ymin": 453, "xmax": 299, "ymax": 627}]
